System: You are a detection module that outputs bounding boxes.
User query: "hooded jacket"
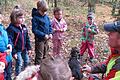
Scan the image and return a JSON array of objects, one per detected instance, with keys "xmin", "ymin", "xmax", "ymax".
[
  {"xmin": 6, "ymin": 23, "xmax": 31, "ymax": 55},
  {"xmin": 0, "ymin": 24, "xmax": 12, "ymax": 62},
  {"xmin": 0, "ymin": 24, "xmax": 8, "ymax": 52},
  {"xmin": 31, "ymin": 8, "xmax": 52, "ymax": 41}
]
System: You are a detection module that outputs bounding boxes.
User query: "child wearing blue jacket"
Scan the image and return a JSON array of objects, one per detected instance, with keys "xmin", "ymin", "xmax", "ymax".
[
  {"xmin": 32, "ymin": 0, "xmax": 52, "ymax": 65},
  {"xmin": 7, "ymin": 6, "xmax": 32, "ymax": 76},
  {"xmin": 0, "ymin": 11, "xmax": 12, "ymax": 80}
]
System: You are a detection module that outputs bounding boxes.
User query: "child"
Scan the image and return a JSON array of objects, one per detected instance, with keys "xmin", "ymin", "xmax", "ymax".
[
  {"xmin": 32, "ymin": 0, "xmax": 52, "ymax": 65},
  {"xmin": 6, "ymin": 7, "xmax": 32, "ymax": 76},
  {"xmin": 80, "ymin": 12, "xmax": 98, "ymax": 62},
  {"xmin": 51, "ymin": 7, "xmax": 67, "ymax": 55},
  {"xmin": 0, "ymin": 11, "xmax": 12, "ymax": 80}
]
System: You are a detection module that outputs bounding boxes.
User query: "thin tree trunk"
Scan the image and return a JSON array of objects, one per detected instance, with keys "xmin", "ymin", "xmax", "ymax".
[
  {"xmin": 88, "ymin": 0, "xmax": 96, "ymax": 13},
  {"xmin": 5, "ymin": 0, "xmax": 7, "ymax": 11},
  {"xmin": 54, "ymin": 0, "xmax": 57, "ymax": 7},
  {"xmin": 47, "ymin": 0, "xmax": 50, "ymax": 5},
  {"xmin": 118, "ymin": 9, "xmax": 120, "ymax": 15},
  {"xmin": 112, "ymin": 0, "xmax": 117, "ymax": 15}
]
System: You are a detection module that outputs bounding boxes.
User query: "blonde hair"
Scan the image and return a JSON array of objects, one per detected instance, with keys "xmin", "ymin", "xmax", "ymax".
[
  {"xmin": 37, "ymin": 0, "xmax": 48, "ymax": 12},
  {"xmin": 10, "ymin": 5, "xmax": 24, "ymax": 24}
]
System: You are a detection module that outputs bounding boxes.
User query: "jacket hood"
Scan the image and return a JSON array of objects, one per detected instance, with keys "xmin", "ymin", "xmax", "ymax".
[{"xmin": 32, "ymin": 8, "xmax": 40, "ymax": 17}]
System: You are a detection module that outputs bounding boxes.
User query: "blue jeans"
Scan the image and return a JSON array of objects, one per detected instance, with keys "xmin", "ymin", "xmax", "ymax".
[
  {"xmin": 15, "ymin": 51, "xmax": 29, "ymax": 76},
  {"xmin": 4, "ymin": 61, "xmax": 12, "ymax": 80}
]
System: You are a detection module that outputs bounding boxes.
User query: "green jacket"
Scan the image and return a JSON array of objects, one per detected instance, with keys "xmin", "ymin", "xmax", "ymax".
[{"xmin": 81, "ymin": 22, "xmax": 98, "ymax": 42}]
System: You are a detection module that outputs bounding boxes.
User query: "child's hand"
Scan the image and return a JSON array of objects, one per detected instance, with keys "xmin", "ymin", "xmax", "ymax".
[
  {"xmin": 13, "ymin": 54, "xmax": 17, "ymax": 59},
  {"xmin": 4, "ymin": 50, "xmax": 11, "ymax": 55},
  {"xmin": 59, "ymin": 29, "xmax": 63, "ymax": 32},
  {"xmin": 0, "ymin": 62, "xmax": 5, "ymax": 73},
  {"xmin": 88, "ymin": 28, "xmax": 91, "ymax": 32},
  {"xmin": 82, "ymin": 65, "xmax": 91, "ymax": 73},
  {"xmin": 44, "ymin": 34, "xmax": 49, "ymax": 40},
  {"xmin": 53, "ymin": 28, "xmax": 57, "ymax": 31},
  {"xmin": 70, "ymin": 77, "xmax": 74, "ymax": 80},
  {"xmin": 28, "ymin": 50, "xmax": 32, "ymax": 55},
  {"xmin": 49, "ymin": 34, "xmax": 52, "ymax": 39}
]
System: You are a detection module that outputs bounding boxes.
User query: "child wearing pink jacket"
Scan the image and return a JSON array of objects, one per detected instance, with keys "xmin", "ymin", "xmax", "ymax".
[{"xmin": 51, "ymin": 7, "xmax": 67, "ymax": 55}]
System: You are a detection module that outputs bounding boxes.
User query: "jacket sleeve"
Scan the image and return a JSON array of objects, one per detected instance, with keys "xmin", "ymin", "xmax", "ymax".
[
  {"xmin": 63, "ymin": 19, "xmax": 67, "ymax": 31},
  {"xmin": 32, "ymin": 18, "xmax": 46, "ymax": 38},
  {"xmin": 26, "ymin": 30, "xmax": 32, "ymax": 50},
  {"xmin": 6, "ymin": 27, "xmax": 16, "ymax": 55},
  {"xmin": 80, "ymin": 23, "xmax": 86, "ymax": 41},
  {"xmin": 91, "ymin": 63, "xmax": 107, "ymax": 74},
  {"xmin": 91, "ymin": 23, "xmax": 99, "ymax": 34}
]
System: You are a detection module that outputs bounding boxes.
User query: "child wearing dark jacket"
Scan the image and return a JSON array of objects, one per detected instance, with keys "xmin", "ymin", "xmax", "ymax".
[
  {"xmin": 32, "ymin": 0, "xmax": 52, "ymax": 65},
  {"xmin": 7, "ymin": 6, "xmax": 32, "ymax": 76}
]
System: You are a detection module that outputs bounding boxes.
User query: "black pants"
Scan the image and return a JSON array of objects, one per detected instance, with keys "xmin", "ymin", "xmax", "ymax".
[{"xmin": 35, "ymin": 39, "xmax": 49, "ymax": 65}]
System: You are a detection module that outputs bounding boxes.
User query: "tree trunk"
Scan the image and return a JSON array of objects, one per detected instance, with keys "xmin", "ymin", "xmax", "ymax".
[
  {"xmin": 5, "ymin": 0, "xmax": 7, "ymax": 11},
  {"xmin": 88, "ymin": 0, "xmax": 96, "ymax": 13},
  {"xmin": 118, "ymin": 9, "xmax": 120, "ymax": 15},
  {"xmin": 47, "ymin": 0, "xmax": 50, "ymax": 5},
  {"xmin": 54, "ymin": 0, "xmax": 57, "ymax": 7},
  {"xmin": 112, "ymin": 0, "xmax": 117, "ymax": 15}
]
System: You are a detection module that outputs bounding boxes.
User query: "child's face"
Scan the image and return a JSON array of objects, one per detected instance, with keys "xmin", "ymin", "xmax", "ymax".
[
  {"xmin": 0, "ymin": 14, "xmax": 3, "ymax": 23},
  {"xmin": 16, "ymin": 15, "xmax": 25, "ymax": 24},
  {"xmin": 54, "ymin": 11, "xmax": 63, "ymax": 20},
  {"xmin": 87, "ymin": 17, "xmax": 93, "ymax": 24},
  {"xmin": 38, "ymin": 10, "xmax": 47, "ymax": 16}
]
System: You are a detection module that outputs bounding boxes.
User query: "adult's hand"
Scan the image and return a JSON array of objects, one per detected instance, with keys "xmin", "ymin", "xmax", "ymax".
[{"xmin": 82, "ymin": 65, "xmax": 92, "ymax": 73}]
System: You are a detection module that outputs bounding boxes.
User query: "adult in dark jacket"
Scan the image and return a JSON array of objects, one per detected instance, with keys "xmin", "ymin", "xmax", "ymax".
[
  {"xmin": 32, "ymin": 0, "xmax": 52, "ymax": 65},
  {"xmin": 82, "ymin": 21, "xmax": 120, "ymax": 80}
]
